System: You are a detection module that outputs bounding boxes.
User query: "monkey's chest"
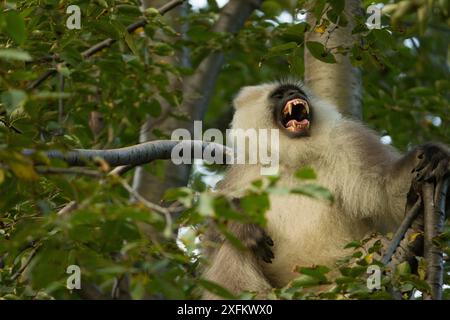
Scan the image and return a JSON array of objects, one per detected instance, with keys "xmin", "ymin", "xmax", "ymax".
[{"xmin": 261, "ymin": 193, "xmax": 367, "ymax": 287}]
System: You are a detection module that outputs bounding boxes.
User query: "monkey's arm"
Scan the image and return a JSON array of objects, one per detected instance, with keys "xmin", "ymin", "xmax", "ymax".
[
  {"xmin": 386, "ymin": 143, "xmax": 450, "ymax": 216},
  {"xmin": 202, "ymin": 242, "xmax": 272, "ymax": 299},
  {"xmin": 330, "ymin": 121, "xmax": 449, "ymax": 225}
]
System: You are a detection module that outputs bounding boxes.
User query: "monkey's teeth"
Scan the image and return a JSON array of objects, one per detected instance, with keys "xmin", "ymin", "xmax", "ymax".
[
  {"xmin": 303, "ymin": 102, "xmax": 309, "ymax": 114},
  {"xmin": 285, "ymin": 119, "xmax": 310, "ymax": 132},
  {"xmin": 283, "ymin": 103, "xmax": 292, "ymax": 115},
  {"xmin": 284, "ymin": 99, "xmax": 309, "ymax": 116}
]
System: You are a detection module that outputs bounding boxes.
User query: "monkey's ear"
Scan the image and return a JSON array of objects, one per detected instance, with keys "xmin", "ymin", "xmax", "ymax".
[{"xmin": 233, "ymin": 84, "xmax": 273, "ymax": 109}]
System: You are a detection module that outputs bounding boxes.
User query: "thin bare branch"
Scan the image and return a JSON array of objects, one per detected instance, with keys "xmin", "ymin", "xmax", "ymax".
[
  {"xmin": 108, "ymin": 164, "xmax": 136, "ymax": 176},
  {"xmin": 11, "ymin": 245, "xmax": 40, "ymax": 281},
  {"xmin": 54, "ymin": 165, "xmax": 138, "ymax": 218},
  {"xmin": 57, "ymin": 201, "xmax": 79, "ymax": 216},
  {"xmin": 119, "ymin": 178, "xmax": 173, "ymax": 237},
  {"xmin": 381, "ymin": 197, "xmax": 422, "ymax": 265},
  {"xmin": 26, "ymin": 69, "xmax": 57, "ymax": 90},
  {"xmin": 35, "ymin": 166, "xmax": 103, "ymax": 178}
]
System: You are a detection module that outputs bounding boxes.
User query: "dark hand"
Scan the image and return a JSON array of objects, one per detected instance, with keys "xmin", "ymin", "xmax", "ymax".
[
  {"xmin": 412, "ymin": 143, "xmax": 449, "ymax": 184},
  {"xmin": 228, "ymin": 219, "xmax": 274, "ymax": 263}
]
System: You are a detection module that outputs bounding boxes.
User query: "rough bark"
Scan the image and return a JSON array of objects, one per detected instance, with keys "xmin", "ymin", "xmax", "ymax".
[
  {"xmin": 304, "ymin": 0, "xmax": 363, "ymax": 118},
  {"xmin": 24, "ymin": 140, "xmax": 231, "ymax": 167},
  {"xmin": 423, "ymin": 179, "xmax": 448, "ymax": 300}
]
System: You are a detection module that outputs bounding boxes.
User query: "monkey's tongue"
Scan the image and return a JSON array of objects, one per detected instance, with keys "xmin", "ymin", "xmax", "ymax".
[{"xmin": 286, "ymin": 119, "xmax": 309, "ymax": 132}]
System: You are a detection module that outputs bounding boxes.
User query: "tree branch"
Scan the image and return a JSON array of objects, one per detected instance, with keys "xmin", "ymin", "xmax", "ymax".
[
  {"xmin": 381, "ymin": 197, "xmax": 422, "ymax": 265},
  {"xmin": 423, "ymin": 177, "xmax": 449, "ymax": 300},
  {"xmin": 35, "ymin": 166, "xmax": 103, "ymax": 178},
  {"xmin": 24, "ymin": 140, "xmax": 232, "ymax": 167},
  {"xmin": 304, "ymin": 0, "xmax": 363, "ymax": 118}
]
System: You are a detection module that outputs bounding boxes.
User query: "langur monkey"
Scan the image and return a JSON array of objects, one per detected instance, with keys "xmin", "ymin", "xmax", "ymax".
[{"xmin": 201, "ymin": 80, "xmax": 449, "ymax": 299}]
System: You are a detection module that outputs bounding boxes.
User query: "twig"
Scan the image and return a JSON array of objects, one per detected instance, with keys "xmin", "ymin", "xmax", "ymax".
[
  {"xmin": 58, "ymin": 71, "xmax": 65, "ymax": 125},
  {"xmin": 57, "ymin": 201, "xmax": 79, "ymax": 216},
  {"xmin": 108, "ymin": 164, "xmax": 136, "ymax": 176},
  {"xmin": 11, "ymin": 245, "xmax": 40, "ymax": 280},
  {"xmin": 119, "ymin": 178, "xmax": 173, "ymax": 237},
  {"xmin": 423, "ymin": 177, "xmax": 449, "ymax": 300},
  {"xmin": 54, "ymin": 165, "xmax": 137, "ymax": 217},
  {"xmin": 35, "ymin": 166, "xmax": 103, "ymax": 178},
  {"xmin": 0, "ymin": 119, "xmax": 22, "ymax": 134},
  {"xmin": 381, "ymin": 198, "xmax": 422, "ymax": 265},
  {"xmin": 26, "ymin": 0, "xmax": 185, "ymax": 90},
  {"xmin": 26, "ymin": 69, "xmax": 57, "ymax": 90}
]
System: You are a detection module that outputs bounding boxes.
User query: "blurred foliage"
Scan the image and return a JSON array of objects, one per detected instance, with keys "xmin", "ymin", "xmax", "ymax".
[{"xmin": 0, "ymin": 0, "xmax": 448, "ymax": 299}]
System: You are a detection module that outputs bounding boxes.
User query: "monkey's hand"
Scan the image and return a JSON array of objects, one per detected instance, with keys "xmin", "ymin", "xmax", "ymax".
[
  {"xmin": 229, "ymin": 198, "xmax": 274, "ymax": 263},
  {"xmin": 228, "ymin": 222, "xmax": 274, "ymax": 263},
  {"xmin": 408, "ymin": 143, "xmax": 450, "ymax": 203},
  {"xmin": 412, "ymin": 143, "xmax": 450, "ymax": 185}
]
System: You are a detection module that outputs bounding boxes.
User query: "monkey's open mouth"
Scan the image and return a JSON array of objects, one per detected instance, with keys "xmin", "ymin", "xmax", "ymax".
[{"xmin": 281, "ymin": 98, "xmax": 310, "ymax": 134}]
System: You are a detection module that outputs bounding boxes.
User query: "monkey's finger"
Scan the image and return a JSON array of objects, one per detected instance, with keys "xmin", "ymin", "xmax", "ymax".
[
  {"xmin": 264, "ymin": 235, "xmax": 274, "ymax": 247},
  {"xmin": 262, "ymin": 247, "xmax": 274, "ymax": 263},
  {"xmin": 415, "ymin": 162, "xmax": 433, "ymax": 181},
  {"xmin": 413, "ymin": 155, "xmax": 428, "ymax": 172},
  {"xmin": 427, "ymin": 159, "xmax": 449, "ymax": 181}
]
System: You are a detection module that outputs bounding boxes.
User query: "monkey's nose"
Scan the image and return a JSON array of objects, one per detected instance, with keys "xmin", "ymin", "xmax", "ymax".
[{"xmin": 285, "ymin": 90, "xmax": 298, "ymax": 99}]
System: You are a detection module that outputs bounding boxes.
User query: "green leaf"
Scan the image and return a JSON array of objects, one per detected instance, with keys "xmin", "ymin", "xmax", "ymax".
[
  {"xmin": 295, "ymin": 266, "xmax": 331, "ymax": 288},
  {"xmin": 153, "ymin": 43, "xmax": 174, "ymax": 56},
  {"xmin": 371, "ymin": 29, "xmax": 396, "ymax": 50},
  {"xmin": 288, "ymin": 46, "xmax": 305, "ymax": 76},
  {"xmin": 396, "ymin": 261, "xmax": 411, "ymax": 276},
  {"xmin": 344, "ymin": 240, "xmax": 362, "ymax": 249},
  {"xmin": 5, "ymin": 11, "xmax": 26, "ymax": 45},
  {"xmin": 0, "ymin": 49, "xmax": 32, "ymax": 61},
  {"xmin": 292, "ymin": 183, "xmax": 333, "ymax": 202},
  {"xmin": 306, "ymin": 41, "xmax": 336, "ymax": 63},
  {"xmin": 295, "ymin": 167, "xmax": 317, "ymax": 180},
  {"xmin": 291, "ymin": 274, "xmax": 323, "ymax": 287},
  {"xmin": 144, "ymin": 99, "xmax": 162, "ymax": 117},
  {"xmin": 1, "ymin": 89, "xmax": 27, "ymax": 113},
  {"xmin": 261, "ymin": 1, "xmax": 282, "ymax": 17},
  {"xmin": 198, "ymin": 279, "xmax": 237, "ymax": 299},
  {"xmin": 329, "ymin": 0, "xmax": 345, "ymax": 14},
  {"xmin": 266, "ymin": 42, "xmax": 297, "ymax": 58},
  {"xmin": 124, "ymin": 32, "xmax": 139, "ymax": 57}
]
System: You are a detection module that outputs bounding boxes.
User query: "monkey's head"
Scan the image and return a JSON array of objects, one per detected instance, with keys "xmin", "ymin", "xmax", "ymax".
[
  {"xmin": 270, "ymin": 83, "xmax": 311, "ymax": 138},
  {"xmin": 231, "ymin": 80, "xmax": 341, "ymax": 164}
]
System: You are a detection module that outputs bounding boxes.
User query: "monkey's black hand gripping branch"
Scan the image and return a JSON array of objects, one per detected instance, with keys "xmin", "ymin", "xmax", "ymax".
[{"xmin": 381, "ymin": 154, "xmax": 449, "ymax": 300}]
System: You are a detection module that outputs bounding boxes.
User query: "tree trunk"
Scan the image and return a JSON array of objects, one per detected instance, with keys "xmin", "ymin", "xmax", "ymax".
[{"xmin": 304, "ymin": 0, "xmax": 362, "ymax": 118}]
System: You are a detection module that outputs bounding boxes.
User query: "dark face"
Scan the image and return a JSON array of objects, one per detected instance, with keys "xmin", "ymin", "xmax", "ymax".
[{"xmin": 270, "ymin": 84, "xmax": 312, "ymax": 137}]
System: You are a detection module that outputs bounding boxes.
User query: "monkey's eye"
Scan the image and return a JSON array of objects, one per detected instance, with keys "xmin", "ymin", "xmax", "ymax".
[{"xmin": 271, "ymin": 92, "xmax": 284, "ymax": 100}]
